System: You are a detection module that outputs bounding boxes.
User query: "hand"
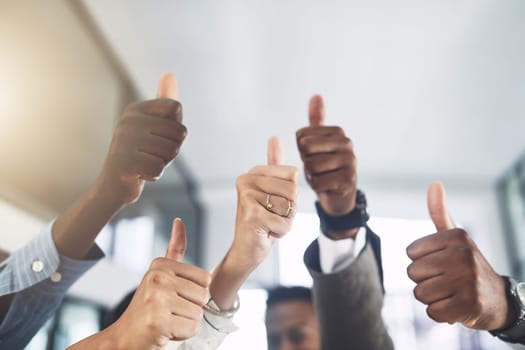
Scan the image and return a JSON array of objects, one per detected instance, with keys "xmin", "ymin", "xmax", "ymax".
[
  {"xmin": 106, "ymin": 219, "xmax": 211, "ymax": 349},
  {"xmin": 231, "ymin": 136, "xmax": 299, "ymax": 268},
  {"xmin": 96, "ymin": 73, "xmax": 187, "ymax": 204},
  {"xmin": 296, "ymin": 95, "xmax": 356, "ymax": 216},
  {"xmin": 406, "ymin": 182, "xmax": 509, "ymax": 330},
  {"xmin": 67, "ymin": 219, "xmax": 211, "ymax": 350}
]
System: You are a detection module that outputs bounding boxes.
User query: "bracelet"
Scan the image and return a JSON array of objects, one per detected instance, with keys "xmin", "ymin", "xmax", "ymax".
[
  {"xmin": 316, "ymin": 189, "xmax": 369, "ymax": 233},
  {"xmin": 202, "ymin": 295, "xmax": 240, "ymax": 319}
]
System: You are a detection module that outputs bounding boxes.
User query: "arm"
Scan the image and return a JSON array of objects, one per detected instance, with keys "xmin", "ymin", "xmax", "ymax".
[
  {"xmin": 68, "ymin": 219, "xmax": 211, "ymax": 350},
  {"xmin": 297, "ymin": 95, "xmax": 393, "ymax": 349},
  {"xmin": 0, "ymin": 73, "xmax": 186, "ymax": 347},
  {"xmin": 178, "ymin": 137, "xmax": 298, "ymax": 350}
]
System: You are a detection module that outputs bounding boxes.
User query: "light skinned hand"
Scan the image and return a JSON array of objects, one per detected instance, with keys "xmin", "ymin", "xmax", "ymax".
[
  {"xmin": 68, "ymin": 218, "xmax": 211, "ymax": 350},
  {"xmin": 231, "ymin": 136, "xmax": 299, "ymax": 267}
]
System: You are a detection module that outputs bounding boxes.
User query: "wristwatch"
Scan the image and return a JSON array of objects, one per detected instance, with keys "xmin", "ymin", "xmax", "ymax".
[
  {"xmin": 490, "ymin": 277, "xmax": 525, "ymax": 343},
  {"xmin": 315, "ymin": 189, "xmax": 369, "ymax": 233}
]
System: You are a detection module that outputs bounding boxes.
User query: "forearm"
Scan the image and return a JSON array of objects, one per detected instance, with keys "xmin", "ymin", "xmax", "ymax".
[
  {"xmin": 52, "ymin": 178, "xmax": 123, "ymax": 259},
  {"xmin": 67, "ymin": 327, "xmax": 119, "ymax": 350},
  {"xmin": 209, "ymin": 248, "xmax": 255, "ymax": 310}
]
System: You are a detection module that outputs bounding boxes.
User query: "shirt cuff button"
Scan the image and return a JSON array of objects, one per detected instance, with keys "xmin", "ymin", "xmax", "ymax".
[
  {"xmin": 50, "ymin": 272, "xmax": 62, "ymax": 283},
  {"xmin": 31, "ymin": 260, "xmax": 44, "ymax": 272}
]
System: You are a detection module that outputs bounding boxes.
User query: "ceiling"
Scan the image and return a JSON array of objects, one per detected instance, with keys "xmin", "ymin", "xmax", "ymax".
[{"xmin": 80, "ymin": 0, "xmax": 525, "ymax": 190}]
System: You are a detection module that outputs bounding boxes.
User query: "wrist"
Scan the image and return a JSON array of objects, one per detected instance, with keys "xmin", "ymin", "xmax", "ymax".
[
  {"xmin": 92, "ymin": 175, "xmax": 129, "ymax": 208},
  {"xmin": 316, "ymin": 190, "xmax": 369, "ymax": 237},
  {"xmin": 324, "ymin": 227, "xmax": 360, "ymax": 240}
]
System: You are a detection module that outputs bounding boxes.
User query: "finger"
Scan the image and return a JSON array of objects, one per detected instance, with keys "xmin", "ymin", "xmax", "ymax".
[
  {"xmin": 254, "ymin": 192, "xmax": 296, "ymax": 219},
  {"xmin": 157, "ymin": 73, "xmax": 179, "ymax": 100},
  {"xmin": 150, "ymin": 259, "xmax": 212, "ymax": 289},
  {"xmin": 167, "ymin": 315, "xmax": 200, "ymax": 341},
  {"xmin": 139, "ymin": 134, "xmax": 181, "ymax": 163},
  {"xmin": 129, "ymin": 99, "xmax": 182, "ymax": 121},
  {"xmin": 426, "ymin": 297, "xmax": 460, "ymax": 324},
  {"xmin": 240, "ymin": 174, "xmax": 298, "ymax": 201},
  {"xmin": 308, "ymin": 94, "xmax": 325, "ymax": 126},
  {"xmin": 406, "ymin": 232, "xmax": 448, "ymax": 261},
  {"xmin": 296, "ymin": 126, "xmax": 345, "ymax": 140},
  {"xmin": 267, "ymin": 136, "xmax": 284, "ymax": 166},
  {"xmin": 413, "ymin": 275, "xmax": 455, "ymax": 305},
  {"xmin": 308, "ymin": 167, "xmax": 355, "ymax": 194},
  {"xmin": 173, "ymin": 276, "xmax": 210, "ymax": 306},
  {"xmin": 168, "ymin": 296, "xmax": 204, "ymax": 321},
  {"xmin": 298, "ymin": 134, "xmax": 352, "ymax": 158},
  {"xmin": 166, "ymin": 218, "xmax": 187, "ymax": 262},
  {"xmin": 248, "ymin": 165, "xmax": 298, "ymax": 182},
  {"xmin": 427, "ymin": 181, "xmax": 454, "ymax": 231},
  {"xmin": 136, "ymin": 152, "xmax": 167, "ymax": 181},
  {"xmin": 303, "ymin": 152, "xmax": 355, "ymax": 176},
  {"xmin": 406, "ymin": 249, "xmax": 449, "ymax": 283},
  {"xmin": 250, "ymin": 205, "xmax": 294, "ymax": 238}
]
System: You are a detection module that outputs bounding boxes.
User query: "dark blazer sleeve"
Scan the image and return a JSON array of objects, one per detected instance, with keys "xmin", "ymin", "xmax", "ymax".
[{"xmin": 304, "ymin": 228, "xmax": 394, "ymax": 350}]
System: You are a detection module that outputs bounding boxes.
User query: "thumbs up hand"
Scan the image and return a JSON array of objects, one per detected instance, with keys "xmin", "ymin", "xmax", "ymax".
[
  {"xmin": 406, "ymin": 182, "xmax": 510, "ymax": 331},
  {"xmin": 112, "ymin": 218, "xmax": 211, "ymax": 349},
  {"xmin": 96, "ymin": 73, "xmax": 187, "ymax": 205},
  {"xmin": 68, "ymin": 218, "xmax": 211, "ymax": 350},
  {"xmin": 296, "ymin": 95, "xmax": 357, "ymax": 219},
  {"xmin": 231, "ymin": 136, "xmax": 299, "ymax": 267}
]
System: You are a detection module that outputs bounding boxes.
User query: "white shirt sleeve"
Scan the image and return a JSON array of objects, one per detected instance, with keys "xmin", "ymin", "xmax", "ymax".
[
  {"xmin": 318, "ymin": 227, "xmax": 367, "ymax": 273},
  {"xmin": 166, "ymin": 300, "xmax": 239, "ymax": 350}
]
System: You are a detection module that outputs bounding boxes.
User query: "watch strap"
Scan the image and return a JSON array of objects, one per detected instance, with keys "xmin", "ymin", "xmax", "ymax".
[
  {"xmin": 490, "ymin": 276, "xmax": 525, "ymax": 344},
  {"xmin": 315, "ymin": 189, "xmax": 369, "ymax": 233}
]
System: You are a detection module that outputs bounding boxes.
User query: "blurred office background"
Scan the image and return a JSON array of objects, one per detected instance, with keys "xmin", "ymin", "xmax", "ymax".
[{"xmin": 1, "ymin": 0, "xmax": 525, "ymax": 349}]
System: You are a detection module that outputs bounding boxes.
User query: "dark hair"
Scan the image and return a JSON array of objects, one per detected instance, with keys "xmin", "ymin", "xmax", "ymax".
[
  {"xmin": 266, "ymin": 286, "xmax": 312, "ymax": 309},
  {"xmin": 103, "ymin": 289, "xmax": 136, "ymax": 328}
]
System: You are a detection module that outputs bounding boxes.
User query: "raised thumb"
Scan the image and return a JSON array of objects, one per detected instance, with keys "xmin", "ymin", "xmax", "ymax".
[
  {"xmin": 157, "ymin": 73, "xmax": 179, "ymax": 100},
  {"xmin": 267, "ymin": 136, "xmax": 284, "ymax": 166},
  {"xmin": 427, "ymin": 181, "xmax": 454, "ymax": 231},
  {"xmin": 308, "ymin": 94, "xmax": 325, "ymax": 126},
  {"xmin": 165, "ymin": 218, "xmax": 187, "ymax": 262}
]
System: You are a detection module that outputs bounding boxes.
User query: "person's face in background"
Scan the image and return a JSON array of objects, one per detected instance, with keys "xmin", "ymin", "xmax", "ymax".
[{"xmin": 265, "ymin": 300, "xmax": 320, "ymax": 350}]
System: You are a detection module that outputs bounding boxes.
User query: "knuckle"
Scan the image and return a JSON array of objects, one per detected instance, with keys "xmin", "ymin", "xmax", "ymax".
[
  {"xmin": 236, "ymin": 174, "xmax": 250, "ymax": 189},
  {"xmin": 406, "ymin": 263, "xmax": 416, "ymax": 279},
  {"xmin": 150, "ymin": 257, "xmax": 165, "ymax": 269},
  {"xmin": 333, "ymin": 126, "xmax": 345, "ymax": 135},
  {"xmin": 413, "ymin": 285, "xmax": 425, "ymax": 302},
  {"xmin": 453, "ymin": 228, "xmax": 469, "ymax": 242}
]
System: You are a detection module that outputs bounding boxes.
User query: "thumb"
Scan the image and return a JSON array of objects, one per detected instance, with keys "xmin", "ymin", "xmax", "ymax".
[
  {"xmin": 427, "ymin": 181, "xmax": 454, "ymax": 231},
  {"xmin": 157, "ymin": 72, "xmax": 179, "ymax": 100},
  {"xmin": 165, "ymin": 218, "xmax": 187, "ymax": 262},
  {"xmin": 308, "ymin": 94, "xmax": 325, "ymax": 126},
  {"xmin": 267, "ymin": 136, "xmax": 284, "ymax": 165}
]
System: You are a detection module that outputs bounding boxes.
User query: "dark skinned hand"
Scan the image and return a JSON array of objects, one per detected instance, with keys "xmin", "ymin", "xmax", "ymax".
[
  {"xmin": 406, "ymin": 182, "xmax": 511, "ymax": 330},
  {"xmin": 296, "ymin": 95, "xmax": 358, "ymax": 239},
  {"xmin": 96, "ymin": 73, "xmax": 187, "ymax": 205}
]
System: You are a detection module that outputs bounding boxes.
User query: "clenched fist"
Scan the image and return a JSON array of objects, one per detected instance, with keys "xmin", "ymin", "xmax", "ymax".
[
  {"xmin": 232, "ymin": 136, "xmax": 299, "ymax": 267},
  {"xmin": 406, "ymin": 182, "xmax": 510, "ymax": 330},
  {"xmin": 68, "ymin": 218, "xmax": 211, "ymax": 350},
  {"xmin": 296, "ymin": 95, "xmax": 357, "ymax": 217},
  {"xmin": 97, "ymin": 73, "xmax": 187, "ymax": 204}
]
